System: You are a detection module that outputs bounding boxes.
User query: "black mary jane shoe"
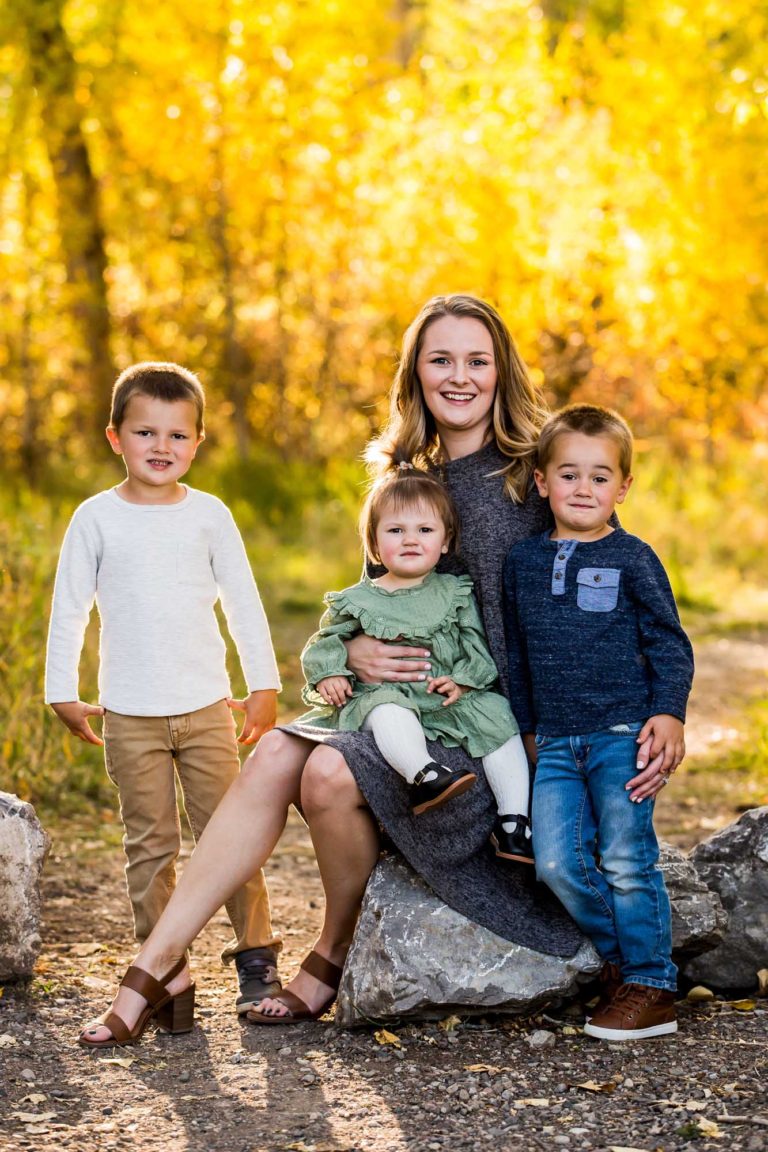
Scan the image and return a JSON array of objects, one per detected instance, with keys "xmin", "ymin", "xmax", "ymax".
[
  {"xmin": 490, "ymin": 814, "xmax": 535, "ymax": 865},
  {"xmin": 410, "ymin": 761, "xmax": 476, "ymax": 815}
]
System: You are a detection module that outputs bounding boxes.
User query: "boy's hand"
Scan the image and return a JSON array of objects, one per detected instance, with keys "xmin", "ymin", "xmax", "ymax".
[
  {"xmin": 426, "ymin": 676, "xmax": 466, "ymax": 706},
  {"xmin": 50, "ymin": 701, "xmax": 105, "ymax": 746},
  {"xmin": 317, "ymin": 676, "xmax": 353, "ymax": 707},
  {"xmin": 627, "ymin": 714, "xmax": 685, "ymax": 802},
  {"xmin": 228, "ymin": 689, "xmax": 277, "ymax": 746}
]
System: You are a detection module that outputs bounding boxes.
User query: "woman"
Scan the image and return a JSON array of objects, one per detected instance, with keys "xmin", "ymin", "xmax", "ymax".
[{"xmin": 80, "ymin": 295, "xmax": 668, "ymax": 1043}]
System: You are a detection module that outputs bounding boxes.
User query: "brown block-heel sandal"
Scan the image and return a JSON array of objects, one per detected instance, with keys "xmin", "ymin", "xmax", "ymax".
[
  {"xmin": 78, "ymin": 957, "xmax": 196, "ymax": 1049},
  {"xmin": 246, "ymin": 950, "xmax": 343, "ymax": 1026}
]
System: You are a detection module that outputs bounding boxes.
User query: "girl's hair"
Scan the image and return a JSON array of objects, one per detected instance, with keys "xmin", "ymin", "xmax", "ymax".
[
  {"xmin": 360, "ymin": 444, "xmax": 461, "ymax": 564},
  {"xmin": 110, "ymin": 361, "xmax": 205, "ymax": 434},
  {"xmin": 367, "ymin": 294, "xmax": 548, "ymax": 502},
  {"xmin": 537, "ymin": 404, "xmax": 634, "ymax": 477}
]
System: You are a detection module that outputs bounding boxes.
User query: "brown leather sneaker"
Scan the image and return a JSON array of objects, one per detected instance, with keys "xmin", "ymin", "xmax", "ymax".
[
  {"xmin": 585, "ymin": 960, "xmax": 622, "ymax": 1021},
  {"xmin": 584, "ymin": 982, "xmax": 677, "ymax": 1041}
]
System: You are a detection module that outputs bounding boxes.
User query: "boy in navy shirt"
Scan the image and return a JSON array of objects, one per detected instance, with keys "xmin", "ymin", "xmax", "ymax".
[{"xmin": 503, "ymin": 404, "xmax": 694, "ymax": 1041}]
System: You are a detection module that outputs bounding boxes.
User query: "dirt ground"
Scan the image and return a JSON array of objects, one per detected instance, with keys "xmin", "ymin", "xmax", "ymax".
[{"xmin": 1, "ymin": 629, "xmax": 767, "ymax": 1152}]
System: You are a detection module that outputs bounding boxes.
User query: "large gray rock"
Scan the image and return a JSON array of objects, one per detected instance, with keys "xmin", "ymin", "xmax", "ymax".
[
  {"xmin": 0, "ymin": 792, "xmax": 50, "ymax": 981},
  {"xmin": 336, "ymin": 855, "xmax": 600, "ymax": 1027},
  {"xmin": 683, "ymin": 806, "xmax": 768, "ymax": 990},
  {"xmin": 661, "ymin": 842, "xmax": 728, "ymax": 962},
  {"xmin": 337, "ymin": 844, "xmax": 729, "ymax": 1027}
]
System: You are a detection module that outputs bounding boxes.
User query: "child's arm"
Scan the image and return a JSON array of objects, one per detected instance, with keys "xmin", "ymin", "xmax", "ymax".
[
  {"xmin": 212, "ymin": 507, "xmax": 282, "ymax": 719},
  {"xmin": 227, "ymin": 689, "xmax": 277, "ymax": 746},
  {"xmin": 447, "ymin": 581, "xmax": 507, "ymax": 691},
  {"xmin": 50, "ymin": 700, "xmax": 105, "ymax": 746},
  {"xmin": 502, "ymin": 553, "xmax": 536, "ymax": 736},
  {"xmin": 300, "ymin": 598, "xmax": 362, "ymax": 708},
  {"xmin": 45, "ymin": 508, "xmax": 101, "ymax": 742}
]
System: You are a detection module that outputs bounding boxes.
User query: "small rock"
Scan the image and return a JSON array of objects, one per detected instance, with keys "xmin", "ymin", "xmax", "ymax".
[
  {"xmin": 687, "ymin": 984, "xmax": 715, "ymax": 1002},
  {"xmin": 20, "ymin": 1069, "xmax": 36, "ymax": 1081},
  {"xmin": 526, "ymin": 1029, "xmax": 556, "ymax": 1049},
  {"xmin": 179, "ymin": 1071, "xmax": 190, "ymax": 1083}
]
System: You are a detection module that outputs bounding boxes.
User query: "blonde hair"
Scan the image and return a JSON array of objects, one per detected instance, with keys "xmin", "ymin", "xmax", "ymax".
[
  {"xmin": 537, "ymin": 404, "xmax": 634, "ymax": 477},
  {"xmin": 110, "ymin": 362, "xmax": 205, "ymax": 434},
  {"xmin": 367, "ymin": 295, "xmax": 548, "ymax": 502},
  {"xmin": 360, "ymin": 445, "xmax": 460, "ymax": 565}
]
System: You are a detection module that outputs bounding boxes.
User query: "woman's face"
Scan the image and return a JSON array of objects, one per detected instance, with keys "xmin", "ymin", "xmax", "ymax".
[{"xmin": 416, "ymin": 315, "xmax": 498, "ymax": 455}]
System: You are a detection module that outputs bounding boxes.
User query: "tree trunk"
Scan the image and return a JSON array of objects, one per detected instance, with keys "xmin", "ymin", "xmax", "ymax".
[{"xmin": 23, "ymin": 0, "xmax": 113, "ymax": 436}]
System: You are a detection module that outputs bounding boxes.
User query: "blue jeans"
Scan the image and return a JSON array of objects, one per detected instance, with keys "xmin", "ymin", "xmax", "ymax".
[{"xmin": 532, "ymin": 725, "xmax": 676, "ymax": 990}]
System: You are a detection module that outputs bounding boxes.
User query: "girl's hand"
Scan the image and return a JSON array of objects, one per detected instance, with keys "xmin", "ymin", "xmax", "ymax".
[
  {"xmin": 317, "ymin": 676, "xmax": 353, "ymax": 707},
  {"xmin": 50, "ymin": 700, "xmax": 105, "ymax": 746},
  {"xmin": 228, "ymin": 689, "xmax": 277, "ymax": 745},
  {"xmin": 426, "ymin": 676, "xmax": 466, "ymax": 706},
  {"xmin": 345, "ymin": 633, "xmax": 431, "ymax": 684}
]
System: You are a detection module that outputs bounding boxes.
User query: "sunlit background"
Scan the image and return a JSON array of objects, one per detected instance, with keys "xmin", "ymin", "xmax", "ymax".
[{"xmin": 2, "ymin": 0, "xmax": 767, "ymax": 812}]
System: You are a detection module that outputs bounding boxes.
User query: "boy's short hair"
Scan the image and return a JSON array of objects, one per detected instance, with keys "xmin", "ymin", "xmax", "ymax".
[
  {"xmin": 537, "ymin": 404, "xmax": 633, "ymax": 477},
  {"xmin": 361, "ymin": 468, "xmax": 460, "ymax": 564},
  {"xmin": 109, "ymin": 362, "xmax": 205, "ymax": 434}
]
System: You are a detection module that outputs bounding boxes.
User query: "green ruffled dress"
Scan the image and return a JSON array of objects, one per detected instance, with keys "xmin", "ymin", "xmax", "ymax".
[{"xmin": 297, "ymin": 571, "xmax": 519, "ymax": 759}]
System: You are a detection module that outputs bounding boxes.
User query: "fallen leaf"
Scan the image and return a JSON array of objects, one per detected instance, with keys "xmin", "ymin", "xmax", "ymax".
[
  {"xmin": 438, "ymin": 1015, "xmax": 461, "ymax": 1032},
  {"xmin": 20, "ymin": 1094, "xmax": 47, "ymax": 1105},
  {"xmin": 515, "ymin": 1098, "xmax": 550, "ymax": 1107},
  {"xmin": 463, "ymin": 1064, "xmax": 501, "ymax": 1073},
  {"xmin": 69, "ymin": 942, "xmax": 104, "ymax": 957},
  {"xmin": 696, "ymin": 1118, "xmax": 723, "ymax": 1137},
  {"xmin": 561, "ymin": 1025, "xmax": 579, "ymax": 1035},
  {"xmin": 576, "ymin": 1080, "xmax": 618, "ymax": 1094},
  {"xmin": 99, "ymin": 1056, "xmax": 136, "ymax": 1069},
  {"xmin": 757, "ymin": 969, "xmax": 768, "ymax": 996},
  {"xmin": 373, "ymin": 1029, "xmax": 401, "ymax": 1048},
  {"xmin": 608, "ymin": 1147, "xmax": 652, "ymax": 1152},
  {"xmin": 10, "ymin": 1113, "xmax": 57, "ymax": 1124},
  {"xmin": 729, "ymin": 999, "xmax": 756, "ymax": 1011},
  {"xmin": 683, "ymin": 1100, "xmax": 709, "ymax": 1111},
  {"xmin": 0, "ymin": 1034, "xmax": 17, "ymax": 1048}
]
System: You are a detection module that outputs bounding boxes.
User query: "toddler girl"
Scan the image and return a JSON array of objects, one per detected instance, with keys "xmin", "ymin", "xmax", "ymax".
[{"xmin": 298, "ymin": 451, "xmax": 533, "ymax": 864}]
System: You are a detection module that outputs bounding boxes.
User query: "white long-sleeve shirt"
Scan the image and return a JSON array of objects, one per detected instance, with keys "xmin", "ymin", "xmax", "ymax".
[{"xmin": 45, "ymin": 486, "xmax": 281, "ymax": 716}]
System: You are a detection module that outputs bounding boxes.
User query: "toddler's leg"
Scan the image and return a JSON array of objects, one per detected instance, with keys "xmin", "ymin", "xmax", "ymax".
[
  {"xmin": 362, "ymin": 704, "xmax": 476, "ymax": 814},
  {"xmin": 483, "ymin": 735, "xmax": 534, "ymax": 863}
]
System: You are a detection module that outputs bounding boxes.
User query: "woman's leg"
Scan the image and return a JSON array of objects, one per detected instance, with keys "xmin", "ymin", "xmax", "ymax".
[
  {"xmin": 81, "ymin": 730, "xmax": 313, "ymax": 1041},
  {"xmin": 253, "ymin": 744, "xmax": 379, "ymax": 1017}
]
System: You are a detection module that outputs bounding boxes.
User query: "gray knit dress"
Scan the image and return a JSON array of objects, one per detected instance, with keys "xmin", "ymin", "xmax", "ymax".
[{"xmin": 284, "ymin": 442, "xmax": 585, "ymax": 957}]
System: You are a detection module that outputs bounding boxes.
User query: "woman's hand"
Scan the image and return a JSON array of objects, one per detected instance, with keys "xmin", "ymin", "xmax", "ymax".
[
  {"xmin": 426, "ymin": 676, "xmax": 466, "ymax": 706},
  {"xmin": 344, "ymin": 633, "xmax": 432, "ymax": 685}
]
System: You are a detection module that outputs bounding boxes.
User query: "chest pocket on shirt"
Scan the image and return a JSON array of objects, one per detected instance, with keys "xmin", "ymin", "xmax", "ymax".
[
  {"xmin": 576, "ymin": 567, "xmax": 620, "ymax": 613},
  {"xmin": 177, "ymin": 543, "xmax": 214, "ymax": 589}
]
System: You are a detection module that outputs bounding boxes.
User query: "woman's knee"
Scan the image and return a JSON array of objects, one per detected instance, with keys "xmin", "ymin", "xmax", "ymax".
[
  {"xmin": 239, "ymin": 729, "xmax": 305, "ymax": 794},
  {"xmin": 301, "ymin": 745, "xmax": 362, "ymax": 816}
]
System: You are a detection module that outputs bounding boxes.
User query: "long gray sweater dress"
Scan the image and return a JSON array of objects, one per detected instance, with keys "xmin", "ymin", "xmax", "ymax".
[{"xmin": 284, "ymin": 441, "xmax": 584, "ymax": 957}]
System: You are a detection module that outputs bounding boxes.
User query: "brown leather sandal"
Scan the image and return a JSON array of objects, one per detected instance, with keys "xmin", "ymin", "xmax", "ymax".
[
  {"xmin": 78, "ymin": 957, "xmax": 195, "ymax": 1049},
  {"xmin": 246, "ymin": 950, "xmax": 343, "ymax": 1026}
]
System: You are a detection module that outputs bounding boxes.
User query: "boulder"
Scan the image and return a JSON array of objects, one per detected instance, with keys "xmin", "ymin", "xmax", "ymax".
[
  {"xmin": 661, "ymin": 842, "xmax": 728, "ymax": 962},
  {"xmin": 0, "ymin": 791, "xmax": 50, "ymax": 981},
  {"xmin": 335, "ymin": 854, "xmax": 600, "ymax": 1027},
  {"xmin": 683, "ymin": 806, "xmax": 768, "ymax": 990},
  {"xmin": 336, "ymin": 844, "xmax": 729, "ymax": 1027}
]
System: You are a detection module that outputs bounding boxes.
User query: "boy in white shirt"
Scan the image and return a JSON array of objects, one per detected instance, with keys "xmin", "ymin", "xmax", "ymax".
[{"xmin": 45, "ymin": 361, "xmax": 283, "ymax": 1014}]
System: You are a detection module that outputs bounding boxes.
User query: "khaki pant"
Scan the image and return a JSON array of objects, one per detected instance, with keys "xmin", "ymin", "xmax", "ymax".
[{"xmin": 103, "ymin": 700, "xmax": 280, "ymax": 962}]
